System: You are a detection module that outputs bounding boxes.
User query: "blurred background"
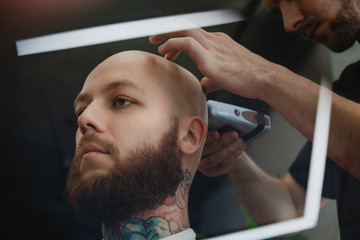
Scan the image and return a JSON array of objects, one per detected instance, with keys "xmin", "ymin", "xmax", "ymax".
[{"xmin": 1, "ymin": 0, "xmax": 358, "ymax": 239}]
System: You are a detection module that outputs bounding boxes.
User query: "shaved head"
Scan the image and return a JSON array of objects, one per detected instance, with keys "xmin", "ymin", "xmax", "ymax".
[{"xmin": 93, "ymin": 50, "xmax": 208, "ymax": 121}]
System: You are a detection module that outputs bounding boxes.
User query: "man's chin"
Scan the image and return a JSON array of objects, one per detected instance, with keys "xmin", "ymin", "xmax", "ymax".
[
  {"xmin": 323, "ymin": 33, "xmax": 357, "ymax": 53},
  {"xmin": 80, "ymin": 169, "xmax": 109, "ymax": 181},
  {"xmin": 79, "ymin": 153, "xmax": 114, "ymax": 174},
  {"xmin": 326, "ymin": 41, "xmax": 355, "ymax": 53},
  {"xmin": 302, "ymin": 31, "xmax": 356, "ymax": 53}
]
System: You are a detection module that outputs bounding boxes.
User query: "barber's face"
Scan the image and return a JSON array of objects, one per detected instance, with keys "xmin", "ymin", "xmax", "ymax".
[{"xmin": 262, "ymin": 0, "xmax": 360, "ymax": 52}]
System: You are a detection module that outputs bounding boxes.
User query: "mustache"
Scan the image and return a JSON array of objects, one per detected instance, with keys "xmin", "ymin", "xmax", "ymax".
[
  {"xmin": 299, "ymin": 18, "xmax": 319, "ymax": 37},
  {"xmin": 76, "ymin": 133, "xmax": 119, "ymax": 158}
]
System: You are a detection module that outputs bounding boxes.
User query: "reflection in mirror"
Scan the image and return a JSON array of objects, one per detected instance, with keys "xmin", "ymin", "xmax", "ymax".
[
  {"xmin": 5, "ymin": 1, "xmax": 340, "ymax": 239},
  {"xmin": 205, "ymin": 77, "xmax": 332, "ymax": 240}
]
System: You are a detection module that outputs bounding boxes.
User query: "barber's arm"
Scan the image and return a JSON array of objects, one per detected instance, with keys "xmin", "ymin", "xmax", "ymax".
[
  {"xmin": 200, "ymin": 130, "xmax": 327, "ymax": 225},
  {"xmin": 149, "ymin": 28, "xmax": 360, "ymax": 180}
]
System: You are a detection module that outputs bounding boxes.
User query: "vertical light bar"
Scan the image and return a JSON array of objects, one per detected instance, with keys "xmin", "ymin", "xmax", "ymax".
[
  {"xmin": 206, "ymin": 77, "xmax": 332, "ymax": 240},
  {"xmin": 303, "ymin": 77, "xmax": 332, "ymax": 225}
]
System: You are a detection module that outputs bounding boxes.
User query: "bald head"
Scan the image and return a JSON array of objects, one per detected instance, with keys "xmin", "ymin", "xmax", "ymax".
[{"xmin": 89, "ymin": 50, "xmax": 207, "ymax": 122}]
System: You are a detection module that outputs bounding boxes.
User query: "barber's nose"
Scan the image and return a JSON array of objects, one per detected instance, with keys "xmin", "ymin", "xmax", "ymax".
[
  {"xmin": 281, "ymin": 2, "xmax": 305, "ymax": 32},
  {"xmin": 77, "ymin": 104, "xmax": 105, "ymax": 135}
]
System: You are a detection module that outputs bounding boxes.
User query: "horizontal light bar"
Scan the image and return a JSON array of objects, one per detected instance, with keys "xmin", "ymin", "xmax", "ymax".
[
  {"xmin": 16, "ymin": 9, "xmax": 244, "ymax": 56},
  {"xmin": 208, "ymin": 217, "xmax": 313, "ymax": 240}
]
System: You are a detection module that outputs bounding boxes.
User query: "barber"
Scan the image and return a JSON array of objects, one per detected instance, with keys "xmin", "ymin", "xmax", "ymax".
[{"xmin": 150, "ymin": 0, "xmax": 360, "ymax": 239}]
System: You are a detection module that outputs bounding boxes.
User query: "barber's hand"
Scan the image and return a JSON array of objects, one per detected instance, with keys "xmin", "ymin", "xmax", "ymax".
[
  {"xmin": 199, "ymin": 130, "xmax": 247, "ymax": 177},
  {"xmin": 149, "ymin": 28, "xmax": 277, "ymax": 99}
]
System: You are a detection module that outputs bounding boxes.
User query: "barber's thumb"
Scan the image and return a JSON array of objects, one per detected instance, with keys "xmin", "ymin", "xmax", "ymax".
[{"xmin": 200, "ymin": 77, "xmax": 221, "ymax": 93}]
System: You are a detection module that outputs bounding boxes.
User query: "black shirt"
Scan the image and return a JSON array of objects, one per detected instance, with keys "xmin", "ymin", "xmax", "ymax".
[{"xmin": 289, "ymin": 60, "xmax": 360, "ymax": 239}]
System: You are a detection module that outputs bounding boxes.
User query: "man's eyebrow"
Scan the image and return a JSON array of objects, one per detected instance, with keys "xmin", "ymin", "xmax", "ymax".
[
  {"xmin": 73, "ymin": 79, "xmax": 143, "ymax": 110},
  {"xmin": 104, "ymin": 79, "xmax": 143, "ymax": 93},
  {"xmin": 74, "ymin": 92, "xmax": 91, "ymax": 111}
]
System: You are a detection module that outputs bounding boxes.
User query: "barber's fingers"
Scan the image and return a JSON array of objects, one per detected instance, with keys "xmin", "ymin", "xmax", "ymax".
[
  {"xmin": 201, "ymin": 131, "xmax": 246, "ymax": 172},
  {"xmin": 201, "ymin": 77, "xmax": 221, "ymax": 93},
  {"xmin": 157, "ymin": 36, "xmax": 210, "ymax": 65},
  {"xmin": 204, "ymin": 130, "xmax": 220, "ymax": 144},
  {"xmin": 200, "ymin": 137, "xmax": 246, "ymax": 168},
  {"xmin": 164, "ymin": 50, "xmax": 181, "ymax": 61},
  {"xmin": 149, "ymin": 28, "xmax": 209, "ymax": 45},
  {"xmin": 199, "ymin": 144, "xmax": 246, "ymax": 177},
  {"xmin": 202, "ymin": 131, "xmax": 239, "ymax": 156}
]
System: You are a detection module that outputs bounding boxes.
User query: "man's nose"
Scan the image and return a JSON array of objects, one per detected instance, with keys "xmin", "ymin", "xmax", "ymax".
[
  {"xmin": 281, "ymin": 2, "xmax": 305, "ymax": 32},
  {"xmin": 77, "ymin": 104, "xmax": 106, "ymax": 135}
]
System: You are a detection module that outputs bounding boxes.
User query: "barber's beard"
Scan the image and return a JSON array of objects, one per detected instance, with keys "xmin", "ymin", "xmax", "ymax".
[
  {"xmin": 66, "ymin": 119, "xmax": 183, "ymax": 226},
  {"xmin": 318, "ymin": 0, "xmax": 360, "ymax": 52}
]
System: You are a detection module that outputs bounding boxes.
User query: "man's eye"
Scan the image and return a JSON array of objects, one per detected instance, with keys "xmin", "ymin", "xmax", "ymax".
[{"xmin": 113, "ymin": 97, "xmax": 133, "ymax": 107}]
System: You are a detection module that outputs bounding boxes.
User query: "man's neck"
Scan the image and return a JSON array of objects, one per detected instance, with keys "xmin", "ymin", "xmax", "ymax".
[{"xmin": 102, "ymin": 170, "xmax": 192, "ymax": 240}]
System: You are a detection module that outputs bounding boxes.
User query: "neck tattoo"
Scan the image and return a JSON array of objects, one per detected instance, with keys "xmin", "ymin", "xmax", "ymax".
[{"xmin": 102, "ymin": 169, "xmax": 192, "ymax": 240}]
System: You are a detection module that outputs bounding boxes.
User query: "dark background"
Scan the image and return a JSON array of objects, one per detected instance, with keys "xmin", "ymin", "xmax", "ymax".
[{"xmin": 0, "ymin": 0, "xmax": 317, "ymax": 239}]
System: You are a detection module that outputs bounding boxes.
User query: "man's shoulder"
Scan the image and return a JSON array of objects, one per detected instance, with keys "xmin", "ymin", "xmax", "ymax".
[
  {"xmin": 335, "ymin": 59, "xmax": 360, "ymax": 83},
  {"xmin": 333, "ymin": 59, "xmax": 360, "ymax": 101}
]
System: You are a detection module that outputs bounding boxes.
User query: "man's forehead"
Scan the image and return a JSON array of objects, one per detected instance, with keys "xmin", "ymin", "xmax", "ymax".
[
  {"xmin": 90, "ymin": 51, "xmax": 173, "ymax": 81},
  {"xmin": 80, "ymin": 50, "xmax": 184, "ymax": 93},
  {"xmin": 75, "ymin": 50, "xmax": 199, "ymax": 106}
]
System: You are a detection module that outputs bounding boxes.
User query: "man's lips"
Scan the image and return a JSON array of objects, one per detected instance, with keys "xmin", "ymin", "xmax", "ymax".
[
  {"xmin": 309, "ymin": 23, "xmax": 319, "ymax": 39},
  {"xmin": 303, "ymin": 22, "xmax": 320, "ymax": 40},
  {"xmin": 81, "ymin": 144, "xmax": 109, "ymax": 158}
]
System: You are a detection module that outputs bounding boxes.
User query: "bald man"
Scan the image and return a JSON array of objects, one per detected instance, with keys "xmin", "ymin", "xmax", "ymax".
[{"xmin": 66, "ymin": 50, "xmax": 208, "ymax": 240}]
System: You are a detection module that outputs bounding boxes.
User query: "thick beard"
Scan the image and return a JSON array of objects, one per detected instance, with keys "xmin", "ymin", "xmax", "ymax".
[
  {"xmin": 327, "ymin": 0, "xmax": 360, "ymax": 52},
  {"xmin": 66, "ymin": 118, "xmax": 183, "ymax": 226}
]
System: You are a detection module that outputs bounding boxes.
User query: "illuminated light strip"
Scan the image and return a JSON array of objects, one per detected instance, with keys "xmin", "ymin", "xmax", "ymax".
[
  {"xmin": 16, "ymin": 6, "xmax": 333, "ymax": 238},
  {"xmin": 304, "ymin": 77, "xmax": 332, "ymax": 224},
  {"xmin": 206, "ymin": 77, "xmax": 332, "ymax": 240},
  {"xmin": 16, "ymin": 9, "xmax": 244, "ymax": 56}
]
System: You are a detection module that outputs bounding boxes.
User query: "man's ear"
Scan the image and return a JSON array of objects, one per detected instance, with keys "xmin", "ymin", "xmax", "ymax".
[{"xmin": 179, "ymin": 117, "xmax": 208, "ymax": 155}]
